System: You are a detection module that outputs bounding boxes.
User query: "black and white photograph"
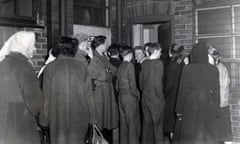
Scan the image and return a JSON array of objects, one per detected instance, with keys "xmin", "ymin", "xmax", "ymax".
[{"xmin": 0, "ymin": 0, "xmax": 239, "ymax": 144}]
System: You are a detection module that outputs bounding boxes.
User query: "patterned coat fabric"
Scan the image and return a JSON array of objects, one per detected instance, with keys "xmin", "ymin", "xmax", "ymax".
[
  {"xmin": 0, "ymin": 52, "xmax": 43, "ymax": 144},
  {"xmin": 88, "ymin": 51, "xmax": 119, "ymax": 130},
  {"xmin": 173, "ymin": 43, "xmax": 220, "ymax": 144},
  {"xmin": 140, "ymin": 59, "xmax": 165, "ymax": 144},
  {"xmin": 116, "ymin": 61, "xmax": 140, "ymax": 144},
  {"xmin": 41, "ymin": 55, "xmax": 95, "ymax": 144}
]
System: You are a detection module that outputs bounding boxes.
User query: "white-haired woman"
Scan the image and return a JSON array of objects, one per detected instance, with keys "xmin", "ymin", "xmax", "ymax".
[{"xmin": 0, "ymin": 31, "xmax": 45, "ymax": 144}]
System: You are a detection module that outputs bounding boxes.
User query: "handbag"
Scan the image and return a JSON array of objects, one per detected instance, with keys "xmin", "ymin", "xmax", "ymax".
[{"xmin": 85, "ymin": 124, "xmax": 109, "ymax": 144}]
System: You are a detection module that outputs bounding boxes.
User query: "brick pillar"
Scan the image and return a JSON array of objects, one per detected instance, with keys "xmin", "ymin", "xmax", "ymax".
[{"xmin": 174, "ymin": 0, "xmax": 193, "ymax": 51}]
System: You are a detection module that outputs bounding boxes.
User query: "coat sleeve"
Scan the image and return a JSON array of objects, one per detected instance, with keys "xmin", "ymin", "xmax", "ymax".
[
  {"xmin": 19, "ymin": 64, "xmax": 43, "ymax": 117},
  {"xmin": 154, "ymin": 61, "xmax": 164, "ymax": 98},
  {"xmin": 84, "ymin": 70, "xmax": 97, "ymax": 124},
  {"xmin": 175, "ymin": 66, "xmax": 189, "ymax": 114},
  {"xmin": 128, "ymin": 63, "xmax": 140, "ymax": 100},
  {"xmin": 39, "ymin": 66, "xmax": 51, "ymax": 126}
]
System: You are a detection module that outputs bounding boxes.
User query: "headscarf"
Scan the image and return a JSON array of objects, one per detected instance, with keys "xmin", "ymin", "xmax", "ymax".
[
  {"xmin": 190, "ymin": 43, "xmax": 209, "ymax": 64},
  {"xmin": 0, "ymin": 31, "xmax": 35, "ymax": 61}
]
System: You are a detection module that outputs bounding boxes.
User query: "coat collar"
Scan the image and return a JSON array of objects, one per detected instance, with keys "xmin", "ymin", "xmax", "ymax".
[{"xmin": 7, "ymin": 52, "xmax": 28, "ymax": 62}]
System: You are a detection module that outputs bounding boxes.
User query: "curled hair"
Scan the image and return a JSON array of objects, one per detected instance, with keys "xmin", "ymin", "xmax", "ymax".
[
  {"xmin": 108, "ymin": 43, "xmax": 121, "ymax": 56},
  {"xmin": 147, "ymin": 43, "xmax": 162, "ymax": 55},
  {"xmin": 91, "ymin": 35, "xmax": 106, "ymax": 50},
  {"xmin": 144, "ymin": 42, "xmax": 152, "ymax": 50},
  {"xmin": 120, "ymin": 45, "xmax": 133, "ymax": 58},
  {"xmin": 53, "ymin": 36, "xmax": 79, "ymax": 57}
]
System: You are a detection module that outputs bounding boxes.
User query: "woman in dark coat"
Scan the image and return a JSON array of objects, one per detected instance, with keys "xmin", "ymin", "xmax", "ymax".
[
  {"xmin": 173, "ymin": 43, "xmax": 220, "ymax": 144},
  {"xmin": 164, "ymin": 44, "xmax": 185, "ymax": 139},
  {"xmin": 89, "ymin": 35, "xmax": 119, "ymax": 130},
  {"xmin": 0, "ymin": 31, "xmax": 44, "ymax": 144},
  {"xmin": 41, "ymin": 36, "xmax": 95, "ymax": 144},
  {"xmin": 88, "ymin": 36, "xmax": 119, "ymax": 143},
  {"xmin": 116, "ymin": 46, "xmax": 140, "ymax": 144},
  {"xmin": 140, "ymin": 43, "xmax": 165, "ymax": 144}
]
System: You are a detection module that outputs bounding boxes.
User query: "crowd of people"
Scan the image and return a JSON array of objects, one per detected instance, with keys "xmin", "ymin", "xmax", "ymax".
[{"xmin": 0, "ymin": 31, "xmax": 232, "ymax": 144}]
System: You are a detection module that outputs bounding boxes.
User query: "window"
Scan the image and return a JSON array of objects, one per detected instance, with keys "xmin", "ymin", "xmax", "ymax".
[
  {"xmin": 0, "ymin": 0, "xmax": 40, "ymax": 27},
  {"xmin": 74, "ymin": 0, "xmax": 109, "ymax": 27},
  {"xmin": 195, "ymin": 4, "xmax": 240, "ymax": 90}
]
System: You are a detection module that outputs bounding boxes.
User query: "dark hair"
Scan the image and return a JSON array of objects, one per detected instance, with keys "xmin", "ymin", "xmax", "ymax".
[
  {"xmin": 91, "ymin": 35, "xmax": 106, "ymax": 50},
  {"xmin": 53, "ymin": 36, "xmax": 79, "ymax": 57},
  {"xmin": 108, "ymin": 44, "xmax": 121, "ymax": 56},
  {"xmin": 134, "ymin": 46, "xmax": 144, "ymax": 52},
  {"xmin": 144, "ymin": 42, "xmax": 152, "ymax": 50},
  {"xmin": 120, "ymin": 45, "xmax": 133, "ymax": 58},
  {"xmin": 147, "ymin": 43, "xmax": 162, "ymax": 55}
]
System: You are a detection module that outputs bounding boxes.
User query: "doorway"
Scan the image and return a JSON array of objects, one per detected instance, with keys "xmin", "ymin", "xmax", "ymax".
[
  {"xmin": 131, "ymin": 21, "xmax": 172, "ymax": 58},
  {"xmin": 130, "ymin": 18, "xmax": 173, "ymax": 87}
]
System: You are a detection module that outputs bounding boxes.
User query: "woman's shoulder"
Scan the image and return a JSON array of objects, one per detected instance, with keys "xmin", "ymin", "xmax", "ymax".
[{"xmin": 185, "ymin": 63, "xmax": 218, "ymax": 74}]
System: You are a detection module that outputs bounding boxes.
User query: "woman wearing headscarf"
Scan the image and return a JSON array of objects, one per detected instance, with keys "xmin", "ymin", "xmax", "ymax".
[
  {"xmin": 88, "ymin": 35, "xmax": 119, "ymax": 143},
  {"xmin": 0, "ymin": 31, "xmax": 44, "ymax": 144},
  {"xmin": 40, "ymin": 36, "xmax": 95, "ymax": 144},
  {"xmin": 173, "ymin": 43, "xmax": 220, "ymax": 144},
  {"xmin": 208, "ymin": 47, "xmax": 232, "ymax": 144}
]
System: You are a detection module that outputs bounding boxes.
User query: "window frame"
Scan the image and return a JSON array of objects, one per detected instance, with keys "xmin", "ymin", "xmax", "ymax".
[
  {"xmin": 195, "ymin": 5, "xmax": 240, "ymax": 60},
  {"xmin": 194, "ymin": 2, "xmax": 240, "ymax": 90},
  {"xmin": 73, "ymin": 0, "xmax": 110, "ymax": 27},
  {"xmin": 0, "ymin": 0, "xmax": 43, "ymax": 28}
]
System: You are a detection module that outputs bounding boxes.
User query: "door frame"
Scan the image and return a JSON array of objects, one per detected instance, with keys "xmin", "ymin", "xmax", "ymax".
[{"xmin": 126, "ymin": 15, "xmax": 174, "ymax": 47}]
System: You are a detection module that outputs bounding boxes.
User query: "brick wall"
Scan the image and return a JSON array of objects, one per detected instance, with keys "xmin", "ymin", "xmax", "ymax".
[
  {"xmin": 231, "ymin": 91, "xmax": 240, "ymax": 143},
  {"xmin": 174, "ymin": 0, "xmax": 193, "ymax": 52}
]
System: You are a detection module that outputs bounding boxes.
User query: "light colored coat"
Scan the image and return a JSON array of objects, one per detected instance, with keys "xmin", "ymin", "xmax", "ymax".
[{"xmin": 216, "ymin": 63, "xmax": 230, "ymax": 107}]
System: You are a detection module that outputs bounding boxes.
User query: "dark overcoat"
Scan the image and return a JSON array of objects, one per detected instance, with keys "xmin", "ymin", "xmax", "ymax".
[
  {"xmin": 0, "ymin": 52, "xmax": 43, "ymax": 144},
  {"xmin": 140, "ymin": 59, "xmax": 165, "ymax": 144},
  {"xmin": 88, "ymin": 51, "xmax": 119, "ymax": 130},
  {"xmin": 173, "ymin": 43, "xmax": 220, "ymax": 144},
  {"xmin": 116, "ymin": 61, "xmax": 140, "ymax": 144},
  {"xmin": 163, "ymin": 57, "xmax": 184, "ymax": 133},
  {"xmin": 41, "ymin": 55, "xmax": 95, "ymax": 144}
]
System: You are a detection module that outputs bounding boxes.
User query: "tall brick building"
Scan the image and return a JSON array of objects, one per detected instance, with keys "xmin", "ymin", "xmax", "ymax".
[{"xmin": 0, "ymin": 0, "xmax": 239, "ymax": 143}]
